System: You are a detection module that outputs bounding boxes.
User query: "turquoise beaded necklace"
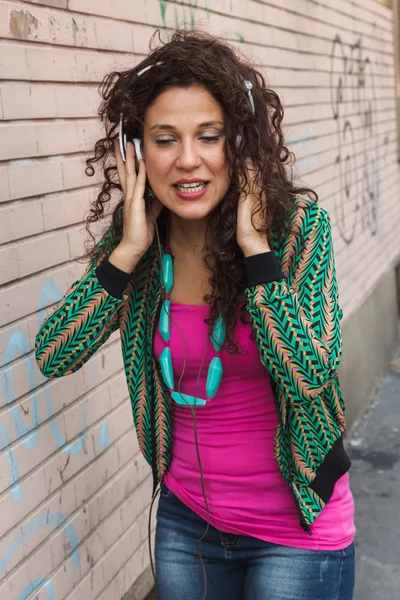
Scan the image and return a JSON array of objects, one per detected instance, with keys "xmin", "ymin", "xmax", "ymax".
[{"xmin": 158, "ymin": 221, "xmax": 226, "ymax": 407}]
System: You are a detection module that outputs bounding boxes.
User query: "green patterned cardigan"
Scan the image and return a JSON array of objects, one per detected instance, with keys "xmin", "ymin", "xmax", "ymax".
[{"xmin": 35, "ymin": 197, "xmax": 350, "ymax": 531}]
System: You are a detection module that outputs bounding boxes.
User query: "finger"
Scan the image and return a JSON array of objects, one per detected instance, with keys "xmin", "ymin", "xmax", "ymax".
[
  {"xmin": 114, "ymin": 139, "xmax": 126, "ymax": 195},
  {"xmin": 132, "ymin": 158, "xmax": 147, "ymax": 205},
  {"xmin": 125, "ymin": 141, "xmax": 137, "ymax": 201}
]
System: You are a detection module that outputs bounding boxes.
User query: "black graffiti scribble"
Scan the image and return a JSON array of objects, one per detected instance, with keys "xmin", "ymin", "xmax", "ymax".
[{"xmin": 330, "ymin": 35, "xmax": 386, "ymax": 244}]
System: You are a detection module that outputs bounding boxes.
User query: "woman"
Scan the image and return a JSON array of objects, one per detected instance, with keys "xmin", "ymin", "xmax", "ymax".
[{"xmin": 36, "ymin": 30, "xmax": 355, "ymax": 600}]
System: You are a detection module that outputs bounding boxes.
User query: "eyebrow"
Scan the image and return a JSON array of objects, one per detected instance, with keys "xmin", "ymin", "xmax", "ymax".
[{"xmin": 149, "ymin": 120, "xmax": 224, "ymax": 132}]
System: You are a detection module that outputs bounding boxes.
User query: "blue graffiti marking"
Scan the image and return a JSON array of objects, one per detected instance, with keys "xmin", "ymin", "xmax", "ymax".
[
  {"xmin": 45, "ymin": 388, "xmax": 88, "ymax": 455},
  {"xmin": 0, "ymin": 512, "xmax": 80, "ymax": 578},
  {"xmin": 99, "ymin": 420, "xmax": 110, "ymax": 449},
  {"xmin": 2, "ymin": 331, "xmax": 40, "ymax": 451},
  {"xmin": 37, "ymin": 280, "xmax": 62, "ymax": 326},
  {"xmin": 0, "ymin": 422, "xmax": 21, "ymax": 502},
  {"xmin": 88, "ymin": 362, "xmax": 110, "ymax": 451},
  {"xmin": 18, "ymin": 578, "xmax": 53, "ymax": 600}
]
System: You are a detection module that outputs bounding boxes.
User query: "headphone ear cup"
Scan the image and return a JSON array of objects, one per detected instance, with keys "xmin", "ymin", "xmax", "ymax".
[
  {"xmin": 133, "ymin": 138, "xmax": 143, "ymax": 161},
  {"xmin": 235, "ymin": 134, "xmax": 242, "ymax": 150}
]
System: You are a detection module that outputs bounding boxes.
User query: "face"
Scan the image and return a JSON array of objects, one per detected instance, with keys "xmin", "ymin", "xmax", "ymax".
[{"xmin": 143, "ymin": 84, "xmax": 231, "ymax": 221}]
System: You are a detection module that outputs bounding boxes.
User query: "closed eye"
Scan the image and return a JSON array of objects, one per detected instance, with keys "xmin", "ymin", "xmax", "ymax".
[
  {"xmin": 200, "ymin": 135, "xmax": 222, "ymax": 142},
  {"xmin": 154, "ymin": 138, "xmax": 174, "ymax": 145},
  {"xmin": 154, "ymin": 135, "xmax": 223, "ymax": 145}
]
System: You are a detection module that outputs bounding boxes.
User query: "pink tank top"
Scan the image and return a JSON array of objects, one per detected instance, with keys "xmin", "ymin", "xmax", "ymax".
[{"xmin": 154, "ymin": 301, "xmax": 355, "ymax": 550}]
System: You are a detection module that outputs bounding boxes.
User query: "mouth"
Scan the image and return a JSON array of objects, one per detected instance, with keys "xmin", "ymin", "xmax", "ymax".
[{"xmin": 172, "ymin": 181, "xmax": 210, "ymax": 199}]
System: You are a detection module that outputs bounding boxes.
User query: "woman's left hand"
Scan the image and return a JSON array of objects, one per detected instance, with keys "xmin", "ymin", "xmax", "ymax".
[{"xmin": 236, "ymin": 159, "xmax": 271, "ymax": 257}]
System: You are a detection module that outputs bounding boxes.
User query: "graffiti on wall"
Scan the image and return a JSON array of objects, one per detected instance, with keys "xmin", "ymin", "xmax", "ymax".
[
  {"xmin": 159, "ymin": 0, "xmax": 244, "ymax": 41},
  {"xmin": 330, "ymin": 34, "xmax": 389, "ymax": 244},
  {"xmin": 0, "ymin": 280, "xmax": 111, "ymax": 598}
]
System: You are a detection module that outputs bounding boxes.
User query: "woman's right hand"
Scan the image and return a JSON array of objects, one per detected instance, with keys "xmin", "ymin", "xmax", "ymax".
[{"xmin": 109, "ymin": 140, "xmax": 163, "ymax": 273}]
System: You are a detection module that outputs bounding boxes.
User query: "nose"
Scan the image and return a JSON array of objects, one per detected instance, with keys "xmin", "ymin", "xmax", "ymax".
[{"xmin": 175, "ymin": 139, "xmax": 202, "ymax": 171}]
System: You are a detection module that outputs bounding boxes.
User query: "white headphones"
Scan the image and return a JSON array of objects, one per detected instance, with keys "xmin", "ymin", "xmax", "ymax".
[{"xmin": 118, "ymin": 62, "xmax": 255, "ymax": 162}]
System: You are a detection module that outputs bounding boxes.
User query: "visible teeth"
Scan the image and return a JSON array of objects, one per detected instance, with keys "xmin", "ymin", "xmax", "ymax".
[{"xmin": 176, "ymin": 182, "xmax": 207, "ymax": 193}]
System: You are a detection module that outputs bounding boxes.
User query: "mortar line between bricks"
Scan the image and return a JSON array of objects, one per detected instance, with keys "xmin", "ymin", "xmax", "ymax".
[
  {"xmin": 0, "ymin": 149, "xmax": 92, "ymax": 164},
  {"xmin": 0, "ymin": 116, "xmax": 99, "ymax": 124},
  {"xmin": 1, "ymin": 220, "xmax": 91, "ymax": 251},
  {"xmin": 0, "ymin": 183, "xmax": 101, "ymax": 207}
]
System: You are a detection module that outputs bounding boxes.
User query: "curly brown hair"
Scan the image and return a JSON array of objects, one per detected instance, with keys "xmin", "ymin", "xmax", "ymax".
[{"xmin": 84, "ymin": 28, "xmax": 317, "ymax": 352}]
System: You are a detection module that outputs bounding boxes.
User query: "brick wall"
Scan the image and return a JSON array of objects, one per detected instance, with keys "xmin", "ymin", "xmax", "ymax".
[{"xmin": 0, "ymin": 1, "xmax": 399, "ymax": 599}]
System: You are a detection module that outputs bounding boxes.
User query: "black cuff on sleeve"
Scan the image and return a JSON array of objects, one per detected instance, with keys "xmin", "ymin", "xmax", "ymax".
[
  {"xmin": 95, "ymin": 258, "xmax": 132, "ymax": 299},
  {"xmin": 244, "ymin": 252, "xmax": 284, "ymax": 287}
]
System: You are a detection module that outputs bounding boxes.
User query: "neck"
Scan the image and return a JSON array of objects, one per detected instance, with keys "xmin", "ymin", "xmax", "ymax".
[{"xmin": 169, "ymin": 212, "xmax": 208, "ymax": 256}]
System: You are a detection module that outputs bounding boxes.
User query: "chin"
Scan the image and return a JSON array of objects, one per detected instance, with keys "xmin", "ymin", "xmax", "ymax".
[{"xmin": 167, "ymin": 202, "xmax": 219, "ymax": 221}]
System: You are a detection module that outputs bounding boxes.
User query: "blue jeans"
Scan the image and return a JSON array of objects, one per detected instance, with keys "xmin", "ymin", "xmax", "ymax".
[{"xmin": 155, "ymin": 484, "xmax": 355, "ymax": 600}]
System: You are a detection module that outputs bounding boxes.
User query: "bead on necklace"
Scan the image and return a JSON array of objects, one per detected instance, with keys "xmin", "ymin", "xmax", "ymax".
[{"xmin": 157, "ymin": 223, "xmax": 226, "ymax": 407}]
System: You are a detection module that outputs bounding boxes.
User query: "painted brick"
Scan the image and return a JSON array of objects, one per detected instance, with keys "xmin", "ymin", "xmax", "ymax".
[
  {"xmin": 0, "ymin": 164, "xmax": 11, "ymax": 202},
  {"xmin": 54, "ymin": 84, "xmax": 99, "ymax": 118},
  {"xmin": 59, "ymin": 558, "xmax": 105, "ymax": 600},
  {"xmin": 63, "ymin": 381, "xmax": 110, "ymax": 443},
  {"xmin": 0, "ymin": 528, "xmax": 24, "ymax": 580},
  {"xmin": 0, "ymin": 352, "xmax": 44, "ymax": 412},
  {"xmin": 0, "ymin": 319, "xmax": 31, "ymax": 366},
  {"xmin": 17, "ymin": 230, "xmax": 70, "ymax": 278},
  {"xmin": 5, "ymin": 541, "xmax": 53, "ymax": 600},
  {"xmin": 0, "ymin": 42, "xmax": 137, "ymax": 82},
  {"xmin": 73, "ymin": 443, "xmax": 119, "ymax": 508},
  {"xmin": 0, "ymin": 468, "xmax": 47, "ymax": 539},
  {"xmin": 67, "ymin": 225, "xmax": 89, "ymax": 260},
  {"xmin": 1, "ymin": 119, "xmax": 100, "ymax": 161},
  {"xmin": 0, "ymin": 41, "xmax": 29, "ymax": 79},
  {"xmin": 0, "ymin": 82, "xmax": 99, "ymax": 119},
  {"xmin": 41, "ymin": 188, "xmax": 94, "ymax": 231},
  {"xmin": 0, "ymin": 413, "xmax": 66, "ymax": 497},
  {"xmin": 82, "ymin": 342, "xmax": 124, "ymax": 393},
  {"xmin": 0, "ymin": 200, "xmax": 44, "ymax": 244},
  {"xmin": 6, "ymin": 158, "xmax": 63, "ymax": 202},
  {"xmin": 3, "ymin": 3, "xmax": 138, "ymax": 53},
  {"xmin": 0, "ymin": 244, "xmax": 19, "ymax": 284},
  {"xmin": 61, "ymin": 155, "xmax": 102, "ymax": 190},
  {"xmin": 68, "ymin": 0, "xmax": 147, "ymax": 23},
  {"xmin": 25, "ymin": 0, "xmax": 68, "ymax": 7},
  {"xmin": 0, "ymin": 261, "xmax": 83, "ymax": 327},
  {"xmin": 122, "ymin": 536, "xmax": 154, "ymax": 596}
]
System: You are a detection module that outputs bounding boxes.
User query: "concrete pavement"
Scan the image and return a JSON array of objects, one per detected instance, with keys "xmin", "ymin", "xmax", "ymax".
[{"xmin": 349, "ymin": 345, "xmax": 400, "ymax": 599}]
